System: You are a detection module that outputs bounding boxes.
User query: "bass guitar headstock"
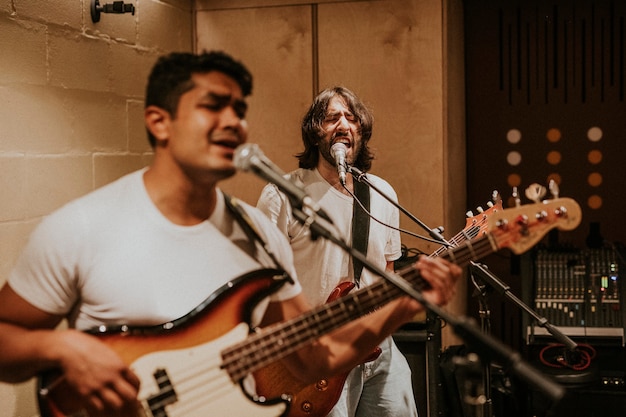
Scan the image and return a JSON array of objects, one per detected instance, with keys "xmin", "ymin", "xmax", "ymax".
[{"xmin": 488, "ymin": 196, "xmax": 582, "ymax": 255}]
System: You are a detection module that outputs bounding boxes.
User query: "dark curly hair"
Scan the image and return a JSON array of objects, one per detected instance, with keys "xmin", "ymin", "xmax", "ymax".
[
  {"xmin": 297, "ymin": 86, "xmax": 374, "ymax": 171},
  {"xmin": 144, "ymin": 51, "xmax": 253, "ymax": 146}
]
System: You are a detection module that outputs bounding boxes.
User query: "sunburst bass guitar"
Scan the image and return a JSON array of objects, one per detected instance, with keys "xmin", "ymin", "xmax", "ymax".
[{"xmin": 37, "ymin": 198, "xmax": 581, "ymax": 417}]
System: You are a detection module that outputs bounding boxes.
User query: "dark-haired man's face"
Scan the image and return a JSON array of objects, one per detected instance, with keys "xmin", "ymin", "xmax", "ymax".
[
  {"xmin": 318, "ymin": 96, "xmax": 362, "ymax": 170},
  {"xmin": 164, "ymin": 71, "xmax": 248, "ymax": 182}
]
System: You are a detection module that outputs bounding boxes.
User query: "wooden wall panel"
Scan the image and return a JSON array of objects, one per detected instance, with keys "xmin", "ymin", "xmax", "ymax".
[
  {"xmin": 196, "ymin": 6, "xmax": 314, "ymax": 201},
  {"xmin": 316, "ymin": 1, "xmax": 457, "ymax": 253}
]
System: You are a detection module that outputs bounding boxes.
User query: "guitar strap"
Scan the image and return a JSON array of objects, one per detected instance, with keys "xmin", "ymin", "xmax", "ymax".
[
  {"xmin": 223, "ymin": 193, "xmax": 290, "ymax": 277},
  {"xmin": 352, "ymin": 177, "xmax": 370, "ymax": 288}
]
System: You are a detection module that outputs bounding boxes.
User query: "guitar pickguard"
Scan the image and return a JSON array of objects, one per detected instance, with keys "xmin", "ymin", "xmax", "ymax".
[{"xmin": 132, "ymin": 323, "xmax": 287, "ymax": 416}]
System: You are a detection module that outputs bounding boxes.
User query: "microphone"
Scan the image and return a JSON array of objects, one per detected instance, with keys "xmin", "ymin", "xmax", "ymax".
[
  {"xmin": 330, "ymin": 143, "xmax": 348, "ymax": 185},
  {"xmin": 233, "ymin": 143, "xmax": 322, "ymax": 216}
]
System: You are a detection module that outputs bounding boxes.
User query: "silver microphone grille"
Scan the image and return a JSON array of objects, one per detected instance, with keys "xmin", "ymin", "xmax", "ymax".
[{"xmin": 233, "ymin": 143, "xmax": 260, "ymax": 172}]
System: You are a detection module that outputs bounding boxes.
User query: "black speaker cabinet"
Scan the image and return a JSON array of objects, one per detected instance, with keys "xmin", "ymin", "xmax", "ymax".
[
  {"xmin": 394, "ymin": 327, "xmax": 428, "ymax": 413},
  {"xmin": 394, "ymin": 316, "xmax": 442, "ymax": 417}
]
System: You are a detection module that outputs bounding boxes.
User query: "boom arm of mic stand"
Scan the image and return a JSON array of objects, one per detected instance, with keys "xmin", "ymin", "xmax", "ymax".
[
  {"xmin": 470, "ymin": 261, "xmax": 578, "ymax": 351},
  {"xmin": 349, "ymin": 166, "xmax": 451, "ymax": 246},
  {"xmin": 291, "ymin": 204, "xmax": 566, "ymax": 405}
]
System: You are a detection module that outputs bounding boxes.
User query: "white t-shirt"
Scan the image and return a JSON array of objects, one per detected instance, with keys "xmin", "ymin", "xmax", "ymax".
[
  {"xmin": 9, "ymin": 169, "xmax": 301, "ymax": 331},
  {"xmin": 257, "ymin": 168, "xmax": 401, "ymax": 306}
]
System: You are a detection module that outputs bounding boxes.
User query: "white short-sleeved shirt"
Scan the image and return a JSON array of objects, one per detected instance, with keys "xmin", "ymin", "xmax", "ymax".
[
  {"xmin": 257, "ymin": 168, "xmax": 401, "ymax": 306},
  {"xmin": 9, "ymin": 169, "xmax": 301, "ymax": 331}
]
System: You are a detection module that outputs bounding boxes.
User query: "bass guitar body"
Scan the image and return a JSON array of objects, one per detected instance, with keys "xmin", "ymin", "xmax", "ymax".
[
  {"xmin": 254, "ymin": 281, "xmax": 381, "ymax": 417},
  {"xmin": 38, "ymin": 269, "xmax": 292, "ymax": 417}
]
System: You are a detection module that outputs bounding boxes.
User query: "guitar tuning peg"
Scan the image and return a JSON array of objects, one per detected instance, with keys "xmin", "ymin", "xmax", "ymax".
[
  {"xmin": 476, "ymin": 206, "xmax": 484, "ymax": 213},
  {"xmin": 491, "ymin": 190, "xmax": 502, "ymax": 203},
  {"xmin": 512, "ymin": 186, "xmax": 521, "ymax": 207},
  {"xmin": 486, "ymin": 201, "xmax": 494, "ymax": 208},
  {"xmin": 549, "ymin": 179, "xmax": 560, "ymax": 199},
  {"xmin": 525, "ymin": 183, "xmax": 546, "ymax": 203},
  {"xmin": 466, "ymin": 210, "xmax": 474, "ymax": 218}
]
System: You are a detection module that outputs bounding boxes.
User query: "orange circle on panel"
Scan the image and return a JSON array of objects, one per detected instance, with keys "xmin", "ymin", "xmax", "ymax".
[
  {"xmin": 508, "ymin": 173, "xmax": 521, "ymax": 187},
  {"xmin": 547, "ymin": 151, "xmax": 561, "ymax": 165},
  {"xmin": 507, "ymin": 196, "xmax": 517, "ymax": 208},
  {"xmin": 546, "ymin": 128, "xmax": 561, "ymax": 143},
  {"xmin": 588, "ymin": 195, "xmax": 602, "ymax": 209},
  {"xmin": 588, "ymin": 150, "xmax": 602, "ymax": 164},
  {"xmin": 588, "ymin": 172, "xmax": 602, "ymax": 187}
]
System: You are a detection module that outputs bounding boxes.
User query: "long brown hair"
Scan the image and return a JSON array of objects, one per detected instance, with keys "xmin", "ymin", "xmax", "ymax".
[{"xmin": 297, "ymin": 86, "xmax": 374, "ymax": 171}]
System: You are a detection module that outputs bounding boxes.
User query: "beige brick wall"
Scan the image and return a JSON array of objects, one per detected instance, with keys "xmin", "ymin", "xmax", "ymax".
[{"xmin": 0, "ymin": 1, "xmax": 193, "ymax": 415}]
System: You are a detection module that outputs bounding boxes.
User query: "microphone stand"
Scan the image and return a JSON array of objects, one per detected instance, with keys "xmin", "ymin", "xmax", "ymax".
[{"xmin": 289, "ymin": 199, "xmax": 566, "ymax": 411}]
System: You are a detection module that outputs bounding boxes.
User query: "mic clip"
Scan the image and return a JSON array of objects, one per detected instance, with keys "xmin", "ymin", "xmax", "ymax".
[{"xmin": 349, "ymin": 166, "xmax": 367, "ymax": 182}]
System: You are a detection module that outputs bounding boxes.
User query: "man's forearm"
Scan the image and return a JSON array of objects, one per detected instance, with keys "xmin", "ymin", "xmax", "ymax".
[{"xmin": 0, "ymin": 323, "xmax": 61, "ymax": 383}]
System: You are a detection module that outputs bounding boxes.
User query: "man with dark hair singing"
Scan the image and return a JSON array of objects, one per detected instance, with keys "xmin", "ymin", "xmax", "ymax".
[{"xmin": 257, "ymin": 86, "xmax": 422, "ymax": 417}]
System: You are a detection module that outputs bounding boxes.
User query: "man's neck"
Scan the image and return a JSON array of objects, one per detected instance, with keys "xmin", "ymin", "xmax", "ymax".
[
  {"xmin": 143, "ymin": 164, "xmax": 219, "ymax": 226},
  {"xmin": 317, "ymin": 162, "xmax": 353, "ymax": 193}
]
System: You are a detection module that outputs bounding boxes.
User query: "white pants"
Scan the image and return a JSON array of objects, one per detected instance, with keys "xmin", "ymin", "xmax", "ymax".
[{"xmin": 327, "ymin": 336, "xmax": 419, "ymax": 417}]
